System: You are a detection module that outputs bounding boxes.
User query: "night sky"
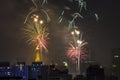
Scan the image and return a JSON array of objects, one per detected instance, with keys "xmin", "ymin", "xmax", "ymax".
[{"xmin": 0, "ymin": 0, "xmax": 120, "ymax": 71}]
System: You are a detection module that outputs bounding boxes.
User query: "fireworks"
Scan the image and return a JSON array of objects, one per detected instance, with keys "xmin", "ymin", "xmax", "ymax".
[
  {"xmin": 23, "ymin": 14, "xmax": 49, "ymax": 52},
  {"xmin": 67, "ymin": 44, "xmax": 78, "ymax": 59},
  {"xmin": 23, "ymin": 14, "xmax": 49, "ymax": 62},
  {"xmin": 23, "ymin": 0, "xmax": 51, "ymax": 62},
  {"xmin": 24, "ymin": 0, "xmax": 50, "ymax": 24},
  {"xmin": 58, "ymin": 11, "xmax": 64, "ymax": 23},
  {"xmin": 95, "ymin": 13, "xmax": 99, "ymax": 21},
  {"xmin": 68, "ymin": 13, "xmax": 83, "ymax": 31},
  {"xmin": 75, "ymin": 0, "xmax": 87, "ymax": 12},
  {"xmin": 66, "ymin": 29, "xmax": 87, "ymax": 74},
  {"xmin": 67, "ymin": 40, "xmax": 87, "ymax": 62},
  {"xmin": 23, "ymin": 0, "xmax": 50, "ymax": 51}
]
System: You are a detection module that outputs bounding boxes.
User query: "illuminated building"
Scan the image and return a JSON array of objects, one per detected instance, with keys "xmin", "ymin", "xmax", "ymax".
[
  {"xmin": 111, "ymin": 49, "xmax": 120, "ymax": 79},
  {"xmin": 0, "ymin": 61, "xmax": 72, "ymax": 80},
  {"xmin": 28, "ymin": 62, "xmax": 49, "ymax": 80},
  {"xmin": 0, "ymin": 62, "xmax": 11, "ymax": 77},
  {"xmin": 29, "ymin": 62, "xmax": 43, "ymax": 79},
  {"xmin": 11, "ymin": 62, "xmax": 28, "ymax": 80}
]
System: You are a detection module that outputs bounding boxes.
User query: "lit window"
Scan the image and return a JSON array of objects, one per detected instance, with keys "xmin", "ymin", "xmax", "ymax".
[
  {"xmin": 20, "ymin": 64, "xmax": 23, "ymax": 71},
  {"xmin": 7, "ymin": 72, "xmax": 10, "ymax": 75},
  {"xmin": 7, "ymin": 67, "xmax": 10, "ymax": 69}
]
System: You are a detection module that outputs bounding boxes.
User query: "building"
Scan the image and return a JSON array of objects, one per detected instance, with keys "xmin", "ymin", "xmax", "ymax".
[
  {"xmin": 0, "ymin": 62, "xmax": 11, "ymax": 77},
  {"xmin": 87, "ymin": 65, "xmax": 105, "ymax": 80},
  {"xmin": 11, "ymin": 62, "xmax": 28, "ymax": 80},
  {"xmin": 111, "ymin": 49, "xmax": 120, "ymax": 79},
  {"xmin": 28, "ymin": 61, "xmax": 50, "ymax": 80},
  {"xmin": 47, "ymin": 64, "xmax": 72, "ymax": 80},
  {"xmin": 48, "ymin": 74, "xmax": 72, "ymax": 80},
  {"xmin": 74, "ymin": 75, "xmax": 86, "ymax": 80},
  {"xmin": 0, "ymin": 61, "xmax": 72, "ymax": 80},
  {"xmin": 28, "ymin": 62, "xmax": 43, "ymax": 79}
]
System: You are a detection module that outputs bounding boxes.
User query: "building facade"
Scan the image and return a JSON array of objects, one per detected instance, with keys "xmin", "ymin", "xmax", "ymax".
[{"xmin": 111, "ymin": 48, "xmax": 120, "ymax": 79}]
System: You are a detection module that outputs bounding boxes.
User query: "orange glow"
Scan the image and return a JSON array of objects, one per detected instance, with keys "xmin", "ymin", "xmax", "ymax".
[
  {"xmin": 36, "ymin": 45, "xmax": 39, "ymax": 50},
  {"xmin": 35, "ymin": 52, "xmax": 41, "ymax": 62}
]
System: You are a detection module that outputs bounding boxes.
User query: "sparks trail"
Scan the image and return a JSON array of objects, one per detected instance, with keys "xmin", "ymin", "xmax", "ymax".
[
  {"xmin": 24, "ymin": 0, "xmax": 50, "ymax": 24},
  {"xmin": 23, "ymin": 19, "xmax": 49, "ymax": 52},
  {"xmin": 67, "ymin": 39, "xmax": 87, "ymax": 62}
]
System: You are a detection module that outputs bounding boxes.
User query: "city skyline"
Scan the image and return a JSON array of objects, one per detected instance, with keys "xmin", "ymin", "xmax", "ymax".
[{"xmin": 0, "ymin": 0, "xmax": 120, "ymax": 70}]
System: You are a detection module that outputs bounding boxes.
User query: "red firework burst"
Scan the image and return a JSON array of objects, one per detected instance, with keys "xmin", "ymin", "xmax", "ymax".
[{"xmin": 67, "ymin": 44, "xmax": 87, "ymax": 62}]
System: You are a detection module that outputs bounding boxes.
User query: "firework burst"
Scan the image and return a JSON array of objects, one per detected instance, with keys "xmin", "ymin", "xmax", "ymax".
[
  {"xmin": 24, "ymin": 0, "xmax": 50, "ymax": 24},
  {"xmin": 23, "ymin": 17, "xmax": 49, "ymax": 52},
  {"xmin": 67, "ymin": 42, "xmax": 87, "ymax": 62}
]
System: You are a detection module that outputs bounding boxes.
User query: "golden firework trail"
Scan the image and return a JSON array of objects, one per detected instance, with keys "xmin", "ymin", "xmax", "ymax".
[{"xmin": 23, "ymin": 19, "xmax": 49, "ymax": 52}]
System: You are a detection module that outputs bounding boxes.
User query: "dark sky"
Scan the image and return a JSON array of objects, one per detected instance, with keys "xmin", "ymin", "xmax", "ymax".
[{"xmin": 0, "ymin": 0, "xmax": 120, "ymax": 70}]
